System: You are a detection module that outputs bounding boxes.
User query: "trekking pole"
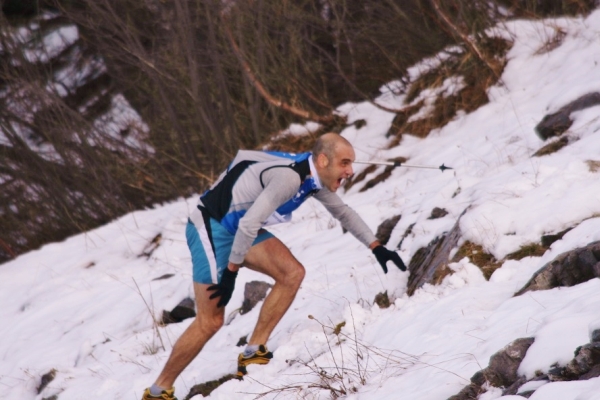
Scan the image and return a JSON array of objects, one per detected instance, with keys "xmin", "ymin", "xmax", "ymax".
[{"xmin": 353, "ymin": 160, "xmax": 453, "ymax": 172}]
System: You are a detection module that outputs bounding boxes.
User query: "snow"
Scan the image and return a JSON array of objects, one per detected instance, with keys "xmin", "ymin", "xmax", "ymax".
[{"xmin": 3, "ymin": 10, "xmax": 600, "ymax": 400}]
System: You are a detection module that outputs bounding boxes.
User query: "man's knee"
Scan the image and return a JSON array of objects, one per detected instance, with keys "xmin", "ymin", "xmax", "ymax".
[
  {"xmin": 283, "ymin": 262, "xmax": 305, "ymax": 288},
  {"xmin": 194, "ymin": 313, "xmax": 224, "ymax": 335}
]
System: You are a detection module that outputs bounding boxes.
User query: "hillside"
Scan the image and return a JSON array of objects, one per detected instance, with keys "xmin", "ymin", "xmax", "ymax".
[{"xmin": 2, "ymin": 9, "xmax": 600, "ymax": 400}]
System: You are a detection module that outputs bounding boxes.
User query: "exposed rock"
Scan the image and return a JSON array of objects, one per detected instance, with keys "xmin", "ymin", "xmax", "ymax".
[
  {"xmin": 184, "ymin": 374, "xmax": 239, "ymax": 399},
  {"xmin": 591, "ymin": 329, "xmax": 600, "ymax": 343},
  {"xmin": 535, "ymin": 92, "xmax": 600, "ymax": 140},
  {"xmin": 162, "ymin": 297, "xmax": 196, "ymax": 324},
  {"xmin": 429, "ymin": 207, "xmax": 448, "ymax": 219},
  {"xmin": 518, "ymin": 390, "xmax": 535, "ymax": 398},
  {"xmin": 485, "ymin": 338, "xmax": 535, "ymax": 388},
  {"xmin": 548, "ymin": 343, "xmax": 600, "ymax": 381},
  {"xmin": 447, "ymin": 338, "xmax": 534, "ymax": 399},
  {"xmin": 375, "ymin": 214, "xmax": 402, "ymax": 245},
  {"xmin": 406, "ymin": 209, "xmax": 467, "ymax": 296},
  {"xmin": 446, "ymin": 382, "xmax": 482, "ymax": 400},
  {"xmin": 451, "ymin": 334, "xmax": 600, "ymax": 399},
  {"xmin": 236, "ymin": 335, "xmax": 248, "ymax": 347},
  {"xmin": 541, "ymin": 227, "xmax": 573, "ymax": 248},
  {"xmin": 580, "ymin": 364, "xmax": 600, "ymax": 380},
  {"xmin": 38, "ymin": 369, "xmax": 56, "ymax": 394},
  {"xmin": 514, "ymin": 241, "xmax": 600, "ymax": 296},
  {"xmin": 240, "ymin": 281, "xmax": 272, "ymax": 315},
  {"xmin": 502, "ymin": 376, "xmax": 528, "ymax": 396}
]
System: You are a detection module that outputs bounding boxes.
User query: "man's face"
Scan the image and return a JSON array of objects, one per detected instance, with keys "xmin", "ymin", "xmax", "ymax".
[{"xmin": 317, "ymin": 143, "xmax": 355, "ymax": 192}]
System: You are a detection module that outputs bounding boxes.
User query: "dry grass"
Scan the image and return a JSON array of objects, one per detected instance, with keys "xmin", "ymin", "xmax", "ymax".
[
  {"xmin": 451, "ymin": 241, "xmax": 501, "ymax": 280},
  {"xmin": 264, "ymin": 131, "xmax": 319, "ymax": 153},
  {"xmin": 533, "ymin": 137, "xmax": 569, "ymax": 157},
  {"xmin": 390, "ymin": 37, "xmax": 511, "ymax": 145},
  {"xmin": 534, "ymin": 27, "xmax": 567, "ymax": 55},
  {"xmin": 344, "ymin": 164, "xmax": 377, "ymax": 191},
  {"xmin": 506, "ymin": 243, "xmax": 547, "ymax": 260},
  {"xmin": 585, "ymin": 160, "xmax": 600, "ymax": 172},
  {"xmin": 432, "ymin": 264, "xmax": 454, "ymax": 285},
  {"xmin": 374, "ymin": 291, "xmax": 391, "ymax": 308},
  {"xmin": 358, "ymin": 157, "xmax": 407, "ymax": 193}
]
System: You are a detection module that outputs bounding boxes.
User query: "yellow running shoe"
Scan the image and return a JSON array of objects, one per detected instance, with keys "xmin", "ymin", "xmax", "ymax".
[
  {"xmin": 237, "ymin": 344, "xmax": 273, "ymax": 377},
  {"xmin": 141, "ymin": 387, "xmax": 178, "ymax": 400}
]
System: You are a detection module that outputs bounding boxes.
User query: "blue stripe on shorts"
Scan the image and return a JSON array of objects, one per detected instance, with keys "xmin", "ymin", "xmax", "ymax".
[{"xmin": 186, "ymin": 218, "xmax": 274, "ymax": 284}]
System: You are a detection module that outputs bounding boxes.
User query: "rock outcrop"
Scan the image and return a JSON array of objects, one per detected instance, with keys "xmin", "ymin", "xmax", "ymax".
[{"xmin": 515, "ymin": 241, "xmax": 600, "ymax": 296}]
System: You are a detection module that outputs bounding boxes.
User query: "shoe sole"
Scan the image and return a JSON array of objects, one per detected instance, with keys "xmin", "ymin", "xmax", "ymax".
[{"xmin": 236, "ymin": 352, "xmax": 273, "ymax": 377}]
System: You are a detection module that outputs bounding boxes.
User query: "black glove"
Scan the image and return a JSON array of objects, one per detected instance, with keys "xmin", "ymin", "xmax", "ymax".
[
  {"xmin": 207, "ymin": 268, "xmax": 238, "ymax": 307},
  {"xmin": 373, "ymin": 245, "xmax": 407, "ymax": 273}
]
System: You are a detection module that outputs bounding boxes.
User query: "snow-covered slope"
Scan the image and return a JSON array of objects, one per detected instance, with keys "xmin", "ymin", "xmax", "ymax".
[{"xmin": 2, "ymin": 10, "xmax": 600, "ymax": 400}]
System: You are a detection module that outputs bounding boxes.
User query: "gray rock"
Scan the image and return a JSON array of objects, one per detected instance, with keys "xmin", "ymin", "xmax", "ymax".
[
  {"xmin": 591, "ymin": 329, "xmax": 600, "ymax": 343},
  {"xmin": 406, "ymin": 208, "xmax": 468, "ymax": 296},
  {"xmin": 515, "ymin": 241, "xmax": 600, "ymax": 296},
  {"xmin": 502, "ymin": 376, "xmax": 527, "ymax": 395},
  {"xmin": 565, "ymin": 343, "xmax": 600, "ymax": 378},
  {"xmin": 548, "ymin": 343, "xmax": 600, "ymax": 381},
  {"xmin": 535, "ymin": 93, "xmax": 600, "ymax": 140},
  {"xmin": 540, "ymin": 227, "xmax": 572, "ymax": 248},
  {"xmin": 485, "ymin": 338, "xmax": 535, "ymax": 388},
  {"xmin": 162, "ymin": 297, "xmax": 196, "ymax": 324},
  {"xmin": 447, "ymin": 337, "xmax": 534, "ymax": 399},
  {"xmin": 429, "ymin": 207, "xmax": 448, "ymax": 219},
  {"xmin": 580, "ymin": 364, "xmax": 600, "ymax": 380},
  {"xmin": 240, "ymin": 281, "xmax": 272, "ymax": 315},
  {"xmin": 446, "ymin": 383, "xmax": 481, "ymax": 400}
]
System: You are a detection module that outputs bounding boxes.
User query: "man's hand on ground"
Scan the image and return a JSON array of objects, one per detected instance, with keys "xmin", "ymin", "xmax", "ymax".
[
  {"xmin": 207, "ymin": 267, "xmax": 238, "ymax": 307},
  {"xmin": 372, "ymin": 245, "xmax": 407, "ymax": 273}
]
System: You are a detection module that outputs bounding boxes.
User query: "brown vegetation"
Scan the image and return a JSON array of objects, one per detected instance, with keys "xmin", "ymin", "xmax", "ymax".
[{"xmin": 452, "ymin": 241, "xmax": 502, "ymax": 280}]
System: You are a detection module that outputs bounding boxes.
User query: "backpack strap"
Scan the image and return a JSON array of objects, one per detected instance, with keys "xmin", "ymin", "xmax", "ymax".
[{"xmin": 259, "ymin": 158, "xmax": 311, "ymax": 188}]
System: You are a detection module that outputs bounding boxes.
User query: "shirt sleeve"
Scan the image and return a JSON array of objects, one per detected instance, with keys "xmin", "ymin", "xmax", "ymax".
[
  {"xmin": 314, "ymin": 188, "xmax": 377, "ymax": 248},
  {"xmin": 229, "ymin": 167, "xmax": 301, "ymax": 264}
]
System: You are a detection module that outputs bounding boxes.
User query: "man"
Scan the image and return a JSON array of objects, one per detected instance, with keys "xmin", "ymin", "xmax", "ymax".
[{"xmin": 142, "ymin": 133, "xmax": 406, "ymax": 400}]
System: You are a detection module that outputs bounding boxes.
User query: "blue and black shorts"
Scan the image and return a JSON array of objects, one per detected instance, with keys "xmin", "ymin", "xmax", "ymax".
[{"xmin": 186, "ymin": 207, "xmax": 274, "ymax": 284}]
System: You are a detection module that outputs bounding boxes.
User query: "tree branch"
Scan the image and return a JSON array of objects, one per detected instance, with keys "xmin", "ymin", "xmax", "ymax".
[
  {"xmin": 429, "ymin": 0, "xmax": 500, "ymax": 78},
  {"xmin": 221, "ymin": 13, "xmax": 340, "ymax": 125}
]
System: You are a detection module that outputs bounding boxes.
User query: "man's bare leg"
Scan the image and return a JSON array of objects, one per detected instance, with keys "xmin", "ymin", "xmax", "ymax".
[
  {"xmin": 243, "ymin": 235, "xmax": 305, "ymax": 345},
  {"xmin": 154, "ymin": 282, "xmax": 224, "ymax": 388}
]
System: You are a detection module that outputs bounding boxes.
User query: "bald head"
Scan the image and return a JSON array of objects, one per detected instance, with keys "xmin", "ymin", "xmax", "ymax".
[
  {"xmin": 312, "ymin": 133, "xmax": 353, "ymax": 162},
  {"xmin": 312, "ymin": 133, "xmax": 355, "ymax": 192}
]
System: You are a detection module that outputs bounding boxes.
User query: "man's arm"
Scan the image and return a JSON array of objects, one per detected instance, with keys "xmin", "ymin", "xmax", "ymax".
[
  {"xmin": 313, "ymin": 187, "xmax": 378, "ymax": 247},
  {"xmin": 314, "ymin": 188, "xmax": 406, "ymax": 273}
]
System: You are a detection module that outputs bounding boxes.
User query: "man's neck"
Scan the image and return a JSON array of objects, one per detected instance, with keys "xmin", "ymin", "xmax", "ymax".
[{"xmin": 308, "ymin": 155, "xmax": 323, "ymax": 189}]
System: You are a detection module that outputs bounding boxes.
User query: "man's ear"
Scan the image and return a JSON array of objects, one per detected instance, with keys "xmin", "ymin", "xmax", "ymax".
[{"xmin": 317, "ymin": 153, "xmax": 329, "ymax": 168}]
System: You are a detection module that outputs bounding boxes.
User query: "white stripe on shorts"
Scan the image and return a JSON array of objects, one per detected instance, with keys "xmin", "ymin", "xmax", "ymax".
[{"xmin": 190, "ymin": 208, "xmax": 218, "ymax": 284}]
